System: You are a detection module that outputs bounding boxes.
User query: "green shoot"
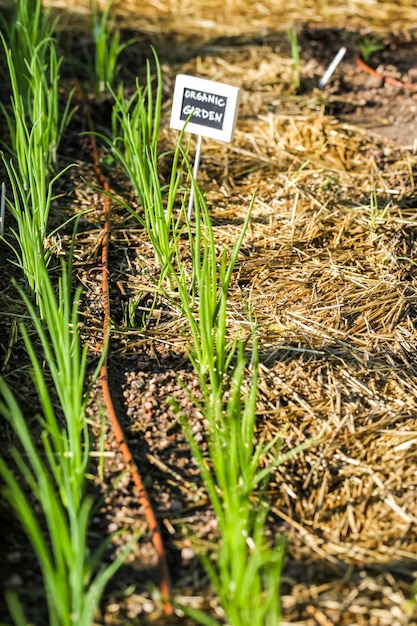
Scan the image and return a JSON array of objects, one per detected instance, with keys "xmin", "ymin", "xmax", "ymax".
[
  {"xmin": 121, "ymin": 292, "xmax": 145, "ymax": 328},
  {"xmin": 363, "ymin": 187, "xmax": 389, "ymax": 232},
  {"xmin": 105, "ymin": 53, "xmax": 291, "ymax": 621},
  {"xmin": 287, "ymin": 26, "xmax": 301, "ymax": 92},
  {"xmin": 406, "ymin": 578, "xmax": 417, "ymax": 615},
  {"xmin": 395, "ymin": 256, "xmax": 417, "ymax": 267},
  {"xmin": 176, "ymin": 340, "xmax": 286, "ymax": 626},
  {"xmin": 358, "ymin": 34, "xmax": 384, "ymax": 63}
]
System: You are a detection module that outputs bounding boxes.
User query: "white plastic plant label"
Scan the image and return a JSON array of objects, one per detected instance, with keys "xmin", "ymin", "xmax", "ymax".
[{"xmin": 170, "ymin": 74, "xmax": 240, "ymax": 142}]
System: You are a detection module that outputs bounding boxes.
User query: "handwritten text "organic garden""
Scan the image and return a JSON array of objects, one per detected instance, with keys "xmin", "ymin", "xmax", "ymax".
[{"xmin": 180, "ymin": 89, "xmax": 227, "ymax": 130}]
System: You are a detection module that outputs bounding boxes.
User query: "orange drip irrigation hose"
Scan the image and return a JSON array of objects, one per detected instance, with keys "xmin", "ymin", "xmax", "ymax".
[
  {"xmin": 355, "ymin": 55, "xmax": 417, "ymax": 90},
  {"xmin": 87, "ymin": 122, "xmax": 173, "ymax": 615}
]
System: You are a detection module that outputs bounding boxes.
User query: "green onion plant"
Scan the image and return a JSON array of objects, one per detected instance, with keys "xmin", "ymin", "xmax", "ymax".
[
  {"xmin": 1, "ymin": 152, "xmax": 72, "ymax": 315},
  {"xmin": 105, "ymin": 48, "xmax": 302, "ymax": 622},
  {"xmin": 168, "ymin": 182, "xmax": 310, "ymax": 625},
  {"xmin": 0, "ymin": 8, "xmax": 74, "ymax": 309},
  {"xmin": 0, "ymin": 3, "xmax": 135, "ymax": 623},
  {"xmin": 171, "ymin": 179, "xmax": 253, "ymax": 389},
  {"xmin": 0, "ymin": 257, "xmax": 134, "ymax": 626},
  {"xmin": 0, "ymin": 0, "xmax": 57, "ymax": 100},
  {"xmin": 92, "ymin": 0, "xmax": 136, "ymax": 94},
  {"xmin": 176, "ymin": 347, "xmax": 287, "ymax": 626},
  {"xmin": 101, "ymin": 51, "xmax": 187, "ymax": 284},
  {"xmin": 0, "ymin": 8, "xmax": 73, "ymax": 173}
]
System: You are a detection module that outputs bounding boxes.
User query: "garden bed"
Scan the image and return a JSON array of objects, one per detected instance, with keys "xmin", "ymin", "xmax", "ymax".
[{"xmin": 1, "ymin": 1, "xmax": 417, "ymax": 624}]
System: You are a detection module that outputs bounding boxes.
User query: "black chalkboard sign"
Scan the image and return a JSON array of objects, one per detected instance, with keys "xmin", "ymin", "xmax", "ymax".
[
  {"xmin": 170, "ymin": 75, "xmax": 240, "ymax": 142},
  {"xmin": 180, "ymin": 88, "xmax": 228, "ymax": 131}
]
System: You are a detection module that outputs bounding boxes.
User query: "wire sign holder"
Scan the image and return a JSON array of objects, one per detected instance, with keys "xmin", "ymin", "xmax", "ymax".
[{"xmin": 170, "ymin": 74, "xmax": 240, "ymax": 220}]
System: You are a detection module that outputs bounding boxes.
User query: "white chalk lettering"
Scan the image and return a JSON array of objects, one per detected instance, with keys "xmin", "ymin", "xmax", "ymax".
[
  {"xmin": 184, "ymin": 89, "xmax": 226, "ymax": 108},
  {"xmin": 183, "ymin": 105, "xmax": 224, "ymax": 124}
]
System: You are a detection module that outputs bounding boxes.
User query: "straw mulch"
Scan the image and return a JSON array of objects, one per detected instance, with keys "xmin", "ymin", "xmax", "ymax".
[{"xmin": 1, "ymin": 1, "xmax": 417, "ymax": 625}]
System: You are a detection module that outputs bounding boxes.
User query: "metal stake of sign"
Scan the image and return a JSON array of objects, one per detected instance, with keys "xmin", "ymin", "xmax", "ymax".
[{"xmin": 187, "ymin": 134, "xmax": 203, "ymax": 221}]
